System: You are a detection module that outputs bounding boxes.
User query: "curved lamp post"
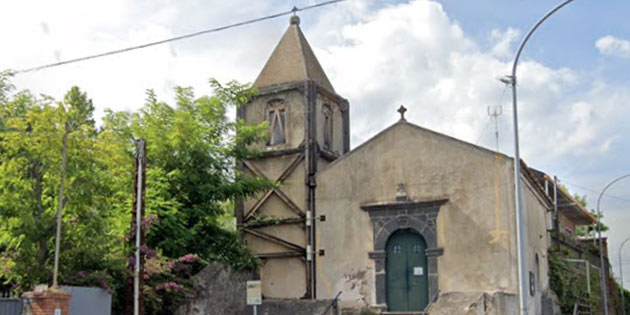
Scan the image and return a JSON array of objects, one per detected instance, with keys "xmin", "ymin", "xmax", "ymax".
[
  {"xmin": 597, "ymin": 174, "xmax": 630, "ymax": 315},
  {"xmin": 619, "ymin": 236, "xmax": 630, "ymax": 315},
  {"xmin": 506, "ymin": 1, "xmax": 576, "ymax": 313}
]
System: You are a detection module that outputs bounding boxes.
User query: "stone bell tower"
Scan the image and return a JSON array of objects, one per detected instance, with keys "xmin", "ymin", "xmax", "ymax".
[{"xmin": 236, "ymin": 15, "xmax": 349, "ymax": 299}]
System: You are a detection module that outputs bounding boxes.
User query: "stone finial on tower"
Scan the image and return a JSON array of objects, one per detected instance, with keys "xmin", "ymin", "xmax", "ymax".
[
  {"xmin": 290, "ymin": 8, "xmax": 300, "ymax": 25},
  {"xmin": 397, "ymin": 105, "xmax": 407, "ymax": 121}
]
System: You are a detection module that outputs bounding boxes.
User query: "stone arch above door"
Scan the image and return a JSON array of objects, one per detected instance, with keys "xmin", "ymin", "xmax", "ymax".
[{"xmin": 361, "ymin": 198, "xmax": 448, "ymax": 311}]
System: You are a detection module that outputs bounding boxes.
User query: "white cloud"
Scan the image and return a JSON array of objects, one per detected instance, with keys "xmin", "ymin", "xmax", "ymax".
[
  {"xmin": 595, "ymin": 35, "xmax": 630, "ymax": 58},
  {"xmin": 490, "ymin": 27, "xmax": 520, "ymax": 59},
  {"xmin": 1, "ymin": 0, "xmax": 281, "ymax": 119},
  {"xmin": 315, "ymin": 0, "xmax": 626, "ymax": 171},
  {"xmin": 2, "ymin": 0, "xmax": 628, "ymax": 225}
]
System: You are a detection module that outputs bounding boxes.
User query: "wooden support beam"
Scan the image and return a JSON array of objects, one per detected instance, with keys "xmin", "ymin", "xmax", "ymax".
[
  {"xmin": 277, "ymin": 153, "xmax": 305, "ymax": 182},
  {"xmin": 258, "ymin": 146, "xmax": 304, "ymax": 159},
  {"xmin": 244, "ymin": 190, "xmax": 273, "ymax": 221},
  {"xmin": 240, "ymin": 217, "xmax": 306, "ymax": 229},
  {"xmin": 273, "ymin": 190, "xmax": 306, "ymax": 218},
  {"xmin": 243, "ymin": 155, "xmax": 306, "ymax": 220},
  {"xmin": 242, "ymin": 228, "xmax": 305, "ymax": 252},
  {"xmin": 256, "ymin": 252, "xmax": 304, "ymax": 259},
  {"xmin": 318, "ymin": 147, "xmax": 338, "ymax": 162}
]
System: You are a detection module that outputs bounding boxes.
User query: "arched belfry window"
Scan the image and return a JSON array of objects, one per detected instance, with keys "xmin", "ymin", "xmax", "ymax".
[
  {"xmin": 322, "ymin": 104, "xmax": 333, "ymax": 150},
  {"xmin": 267, "ymin": 99, "xmax": 286, "ymax": 146}
]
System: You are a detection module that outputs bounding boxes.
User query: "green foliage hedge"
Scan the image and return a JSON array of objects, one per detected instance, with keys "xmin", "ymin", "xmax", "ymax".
[
  {"xmin": 548, "ymin": 247, "xmax": 601, "ymax": 313},
  {"xmin": 0, "ymin": 72, "xmax": 272, "ymax": 312}
]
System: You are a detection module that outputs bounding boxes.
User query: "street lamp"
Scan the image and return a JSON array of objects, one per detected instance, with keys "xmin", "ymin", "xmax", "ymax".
[
  {"xmin": 506, "ymin": 1, "xmax": 576, "ymax": 314},
  {"xmin": 597, "ymin": 174, "xmax": 630, "ymax": 315},
  {"xmin": 619, "ymin": 236, "xmax": 630, "ymax": 315}
]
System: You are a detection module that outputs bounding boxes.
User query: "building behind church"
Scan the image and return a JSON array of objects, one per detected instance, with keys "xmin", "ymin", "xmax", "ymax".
[{"xmin": 236, "ymin": 16, "xmax": 596, "ymax": 314}]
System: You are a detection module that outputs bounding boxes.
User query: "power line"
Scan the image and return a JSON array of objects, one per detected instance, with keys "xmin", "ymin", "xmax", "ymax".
[
  {"xmin": 561, "ymin": 180, "xmax": 630, "ymax": 203},
  {"xmin": 474, "ymin": 117, "xmax": 491, "ymax": 146},
  {"xmin": 12, "ymin": 0, "xmax": 347, "ymax": 75}
]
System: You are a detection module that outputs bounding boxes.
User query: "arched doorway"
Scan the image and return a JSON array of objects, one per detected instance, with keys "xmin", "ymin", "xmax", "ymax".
[{"xmin": 386, "ymin": 229, "xmax": 429, "ymax": 312}]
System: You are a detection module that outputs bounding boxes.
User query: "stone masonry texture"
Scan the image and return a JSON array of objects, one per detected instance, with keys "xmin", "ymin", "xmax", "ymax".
[{"xmin": 22, "ymin": 290, "xmax": 71, "ymax": 315}]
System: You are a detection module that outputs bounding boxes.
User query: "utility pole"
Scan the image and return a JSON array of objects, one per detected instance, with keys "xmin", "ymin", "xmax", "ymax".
[
  {"xmin": 52, "ymin": 121, "xmax": 69, "ymax": 288},
  {"xmin": 597, "ymin": 174, "xmax": 630, "ymax": 315},
  {"xmin": 132, "ymin": 139, "xmax": 146, "ymax": 315},
  {"xmin": 553, "ymin": 176, "xmax": 559, "ymax": 238},
  {"xmin": 505, "ymin": 1, "xmax": 577, "ymax": 313},
  {"xmin": 619, "ymin": 237, "xmax": 630, "ymax": 315}
]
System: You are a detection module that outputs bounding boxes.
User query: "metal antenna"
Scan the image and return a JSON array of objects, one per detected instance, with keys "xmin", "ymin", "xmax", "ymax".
[{"xmin": 487, "ymin": 105, "xmax": 503, "ymax": 152}]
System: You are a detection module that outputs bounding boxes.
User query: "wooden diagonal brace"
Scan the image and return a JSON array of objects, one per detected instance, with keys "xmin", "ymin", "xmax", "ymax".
[
  {"xmin": 243, "ymin": 154, "xmax": 306, "ymax": 220},
  {"xmin": 239, "ymin": 217, "xmax": 306, "ymax": 229},
  {"xmin": 242, "ymin": 228, "xmax": 305, "ymax": 252},
  {"xmin": 256, "ymin": 252, "xmax": 304, "ymax": 259}
]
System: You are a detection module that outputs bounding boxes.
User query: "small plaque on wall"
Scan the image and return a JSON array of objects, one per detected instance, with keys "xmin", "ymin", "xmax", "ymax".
[{"xmin": 413, "ymin": 267, "xmax": 424, "ymax": 276}]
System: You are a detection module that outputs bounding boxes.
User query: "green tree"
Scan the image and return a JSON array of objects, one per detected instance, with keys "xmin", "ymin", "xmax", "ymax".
[
  {"xmin": 0, "ymin": 83, "xmax": 126, "ymax": 291},
  {"xmin": 571, "ymin": 193, "xmax": 609, "ymax": 237},
  {"xmin": 557, "ymin": 185, "xmax": 609, "ymax": 237},
  {"xmin": 121, "ymin": 79, "xmax": 272, "ymax": 268},
  {"xmin": 0, "ymin": 74, "xmax": 271, "ymax": 312}
]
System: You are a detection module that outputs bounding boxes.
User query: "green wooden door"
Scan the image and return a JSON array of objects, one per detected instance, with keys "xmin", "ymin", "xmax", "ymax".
[{"xmin": 386, "ymin": 230, "xmax": 429, "ymax": 311}]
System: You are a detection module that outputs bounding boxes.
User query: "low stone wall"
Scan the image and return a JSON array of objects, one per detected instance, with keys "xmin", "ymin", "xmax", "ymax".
[
  {"xmin": 176, "ymin": 262, "xmax": 336, "ymax": 315},
  {"xmin": 175, "ymin": 262, "xmax": 257, "ymax": 315},
  {"xmin": 429, "ymin": 291, "xmax": 518, "ymax": 315},
  {"xmin": 256, "ymin": 299, "xmax": 334, "ymax": 315}
]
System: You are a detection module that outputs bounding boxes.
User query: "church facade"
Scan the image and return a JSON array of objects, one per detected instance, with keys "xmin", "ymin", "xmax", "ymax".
[{"xmin": 237, "ymin": 16, "xmax": 552, "ymax": 314}]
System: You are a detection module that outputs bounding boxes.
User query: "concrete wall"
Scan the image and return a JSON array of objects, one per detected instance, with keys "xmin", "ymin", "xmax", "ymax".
[
  {"xmin": 522, "ymin": 178, "xmax": 552, "ymax": 314},
  {"xmin": 175, "ymin": 262, "xmax": 258, "ymax": 315},
  {"xmin": 430, "ymin": 292, "xmax": 518, "ymax": 315},
  {"xmin": 60, "ymin": 286, "xmax": 111, "ymax": 315},
  {"xmin": 176, "ymin": 262, "xmax": 337, "ymax": 315},
  {"xmin": 315, "ymin": 121, "xmax": 550, "ymax": 311}
]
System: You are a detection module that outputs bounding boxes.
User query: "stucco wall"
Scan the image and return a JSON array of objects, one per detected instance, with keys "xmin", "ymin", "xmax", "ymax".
[
  {"xmin": 315, "ymin": 121, "xmax": 550, "ymax": 311},
  {"xmin": 522, "ymin": 178, "xmax": 552, "ymax": 314},
  {"xmin": 241, "ymin": 88, "xmax": 309, "ymax": 299},
  {"xmin": 242, "ymin": 156, "xmax": 308, "ymax": 298}
]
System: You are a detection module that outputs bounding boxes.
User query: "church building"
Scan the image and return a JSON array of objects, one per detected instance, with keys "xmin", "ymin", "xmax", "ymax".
[{"xmin": 237, "ymin": 15, "xmax": 553, "ymax": 314}]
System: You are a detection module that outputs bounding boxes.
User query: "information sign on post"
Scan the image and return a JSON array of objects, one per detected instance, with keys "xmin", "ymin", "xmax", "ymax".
[{"xmin": 247, "ymin": 280, "xmax": 262, "ymax": 315}]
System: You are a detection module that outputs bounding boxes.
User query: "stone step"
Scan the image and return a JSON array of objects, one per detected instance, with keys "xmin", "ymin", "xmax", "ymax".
[{"xmin": 256, "ymin": 298, "xmax": 336, "ymax": 315}]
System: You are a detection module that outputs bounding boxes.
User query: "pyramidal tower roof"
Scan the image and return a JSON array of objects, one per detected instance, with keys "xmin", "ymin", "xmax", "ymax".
[{"xmin": 253, "ymin": 15, "xmax": 335, "ymax": 92}]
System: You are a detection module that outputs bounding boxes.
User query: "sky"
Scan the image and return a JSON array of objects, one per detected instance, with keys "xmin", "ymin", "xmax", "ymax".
[{"xmin": 2, "ymin": 0, "xmax": 629, "ymax": 287}]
